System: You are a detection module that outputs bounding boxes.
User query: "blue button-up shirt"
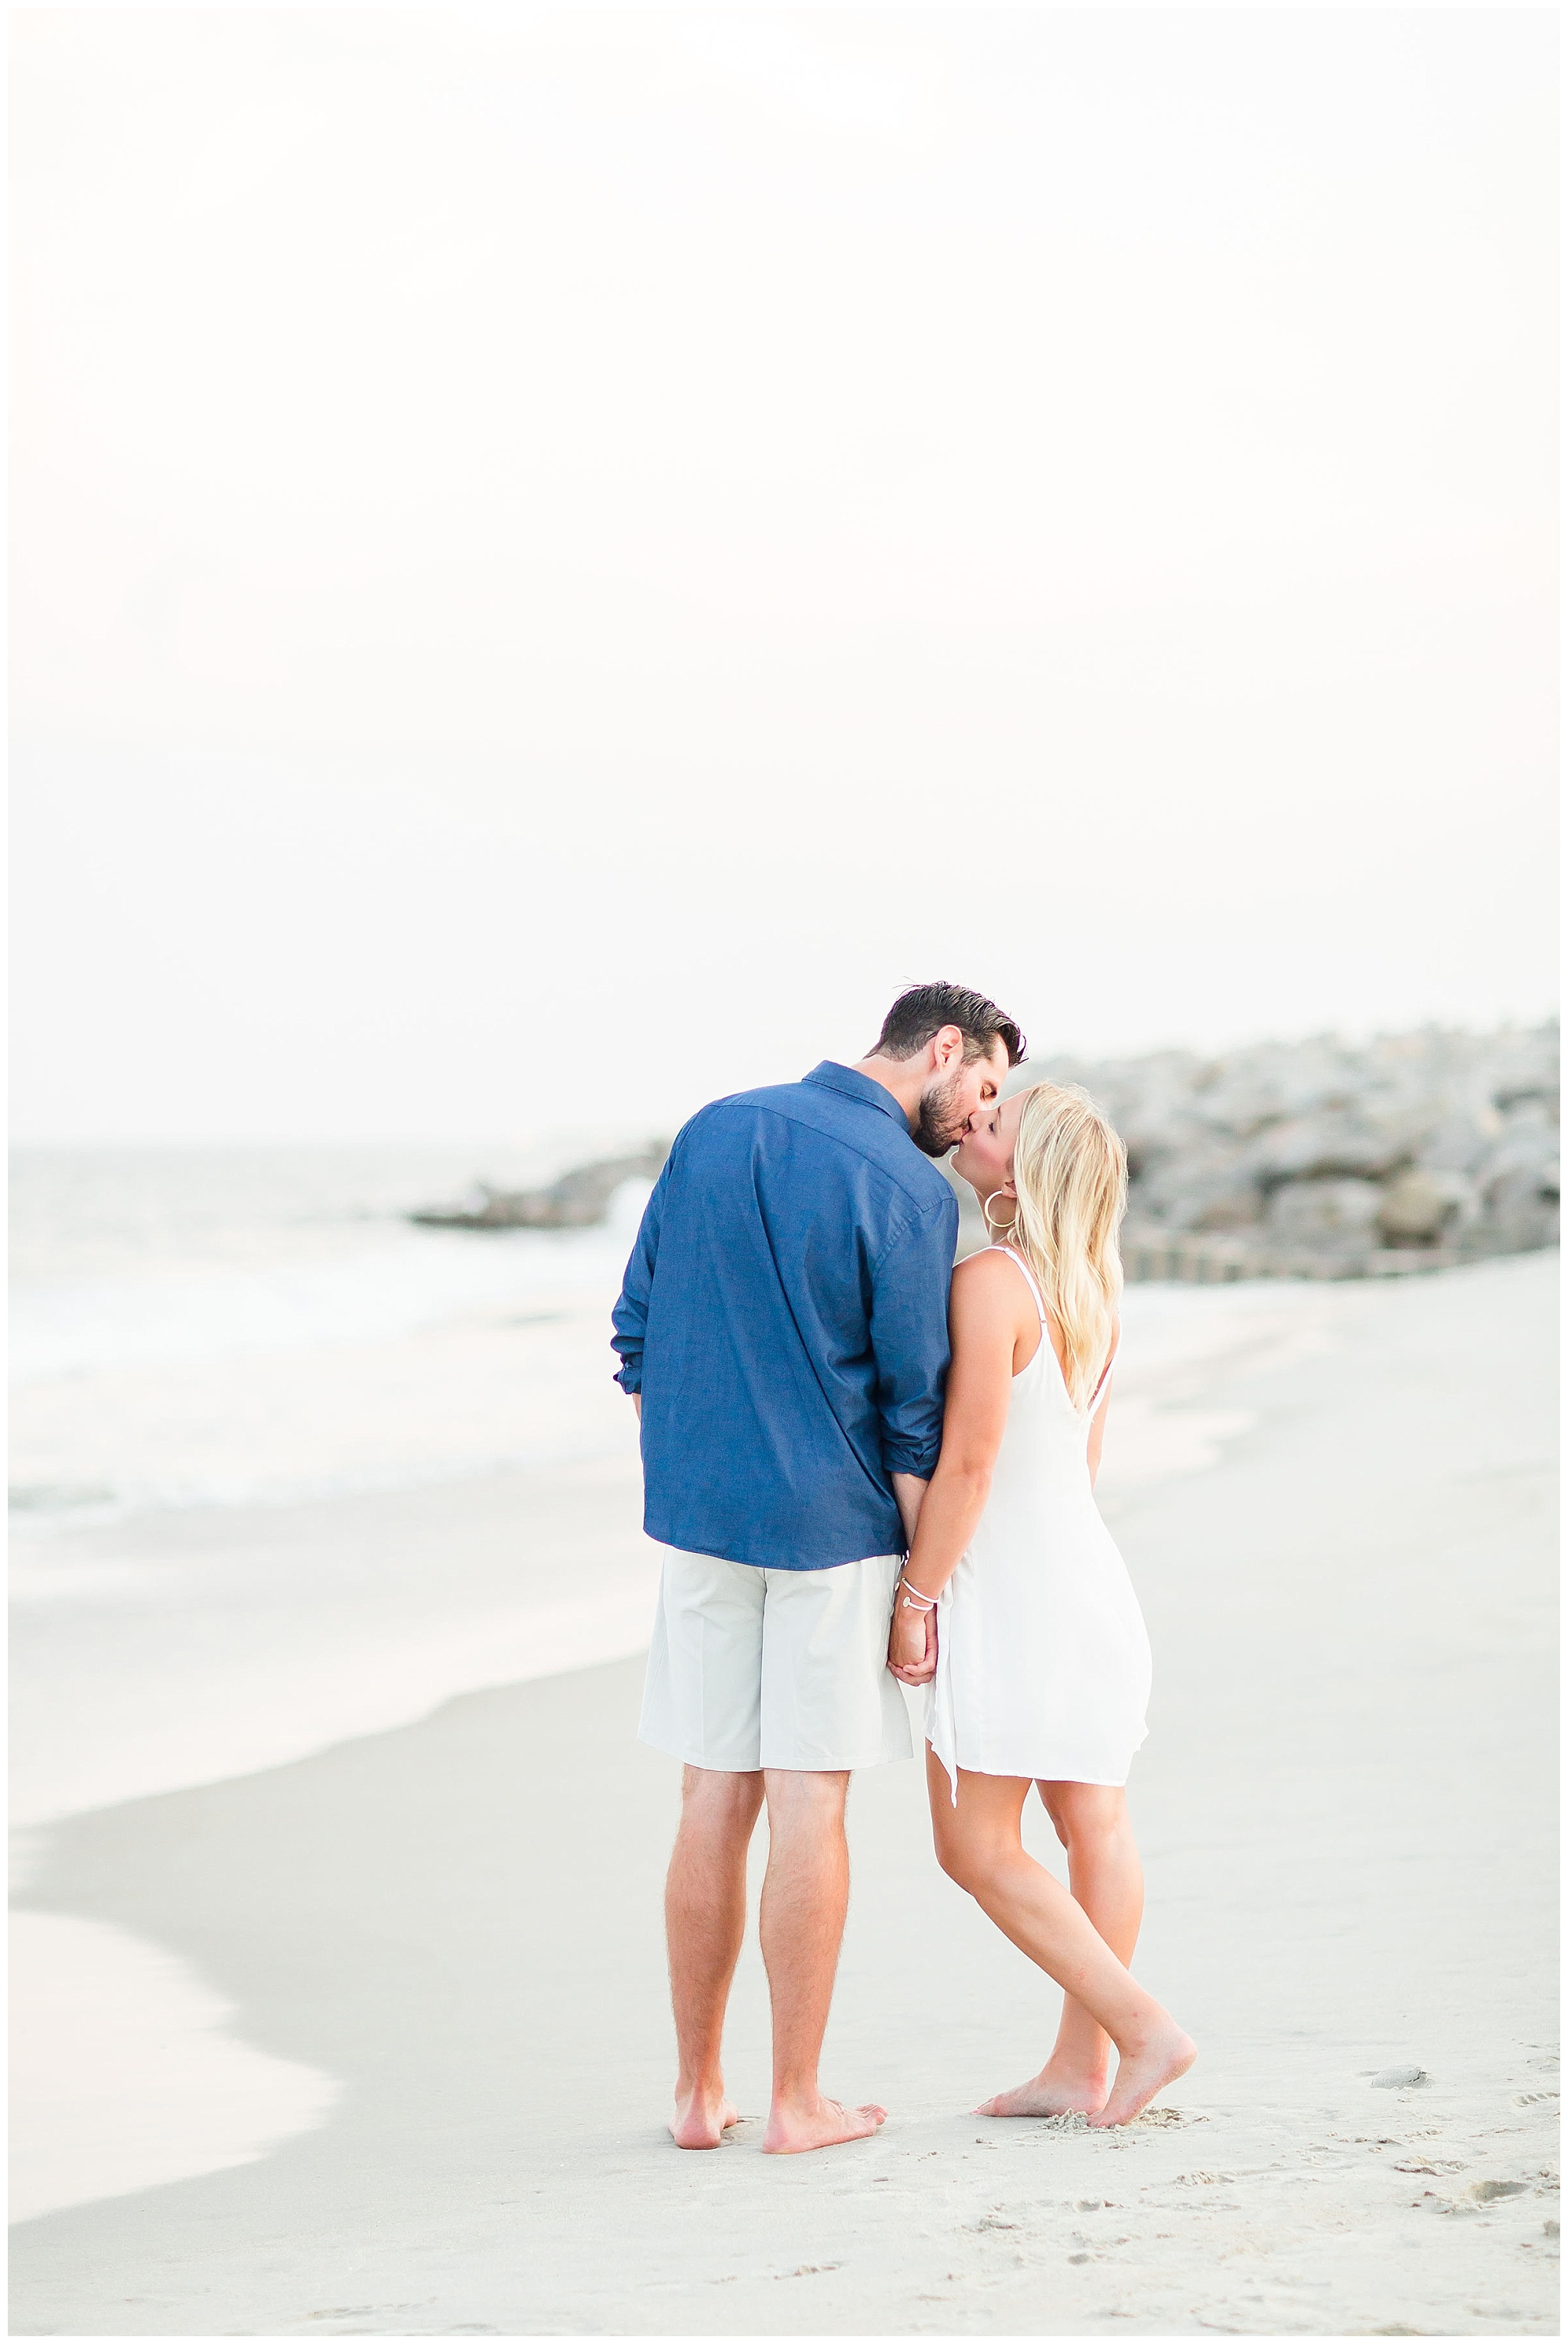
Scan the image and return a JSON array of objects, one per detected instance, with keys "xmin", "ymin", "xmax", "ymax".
[{"xmin": 612, "ymin": 1062, "xmax": 959, "ymax": 1569}]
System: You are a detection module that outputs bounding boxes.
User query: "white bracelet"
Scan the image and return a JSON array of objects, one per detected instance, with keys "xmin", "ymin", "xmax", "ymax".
[{"xmin": 898, "ymin": 1578, "xmax": 941, "ymax": 1610}]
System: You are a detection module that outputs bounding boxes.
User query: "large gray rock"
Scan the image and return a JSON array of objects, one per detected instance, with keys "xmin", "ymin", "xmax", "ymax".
[
  {"xmin": 1483, "ymin": 1170, "xmax": 1559, "ymax": 1253},
  {"xmin": 411, "ymin": 1144, "xmax": 670, "ymax": 1232},
  {"xmin": 1478, "ymin": 1119, "xmax": 1560, "ymax": 1252},
  {"xmin": 1417, "ymin": 1108, "xmax": 1505, "ymax": 1175},
  {"xmin": 1377, "ymin": 1169, "xmax": 1475, "ymax": 1245},
  {"xmin": 1265, "ymin": 1177, "xmax": 1384, "ymax": 1247},
  {"xmin": 1136, "ymin": 1155, "xmax": 1265, "ymax": 1232},
  {"xmin": 1247, "ymin": 1112, "xmax": 1413, "ymax": 1186}
]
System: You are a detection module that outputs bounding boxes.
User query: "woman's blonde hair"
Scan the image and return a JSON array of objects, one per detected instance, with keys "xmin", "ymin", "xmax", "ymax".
[{"xmin": 988, "ymin": 1081, "xmax": 1128, "ymax": 1408}]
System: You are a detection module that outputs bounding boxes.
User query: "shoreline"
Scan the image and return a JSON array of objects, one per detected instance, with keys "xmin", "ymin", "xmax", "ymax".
[{"xmin": 9, "ymin": 1254, "xmax": 1559, "ymax": 2335}]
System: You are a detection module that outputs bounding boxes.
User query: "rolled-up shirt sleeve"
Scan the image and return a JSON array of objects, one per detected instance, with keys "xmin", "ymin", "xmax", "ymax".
[
  {"xmin": 611, "ymin": 1162, "xmax": 670, "ymax": 1394},
  {"xmin": 867, "ymin": 1189, "xmax": 958, "ymax": 1479}
]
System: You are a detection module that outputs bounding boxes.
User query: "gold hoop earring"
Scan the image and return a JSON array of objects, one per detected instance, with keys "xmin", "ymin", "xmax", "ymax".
[{"xmin": 982, "ymin": 1191, "xmax": 1018, "ymax": 1239}]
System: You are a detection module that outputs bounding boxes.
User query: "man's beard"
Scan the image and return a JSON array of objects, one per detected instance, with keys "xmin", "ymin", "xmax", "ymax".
[{"xmin": 911, "ymin": 1070, "xmax": 970, "ymax": 1157}]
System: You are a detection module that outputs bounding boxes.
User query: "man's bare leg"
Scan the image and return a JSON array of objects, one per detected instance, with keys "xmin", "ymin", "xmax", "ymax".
[
  {"xmin": 666, "ymin": 1764, "xmax": 764, "ymax": 2148},
  {"xmin": 975, "ymin": 1782, "xmax": 1144, "ymax": 2117},
  {"xmin": 758, "ymin": 1769, "xmax": 887, "ymax": 2154}
]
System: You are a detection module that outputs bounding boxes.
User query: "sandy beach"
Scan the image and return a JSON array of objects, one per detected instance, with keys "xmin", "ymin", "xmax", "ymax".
[{"xmin": 10, "ymin": 1253, "xmax": 1558, "ymax": 2337}]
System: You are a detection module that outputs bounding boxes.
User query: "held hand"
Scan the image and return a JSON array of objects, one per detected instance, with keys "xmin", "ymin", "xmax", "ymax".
[
  {"xmin": 911, "ymin": 1603, "xmax": 938, "ymax": 1684},
  {"xmin": 886, "ymin": 1602, "xmax": 925, "ymax": 1680},
  {"xmin": 887, "ymin": 1598, "xmax": 938, "ymax": 1685}
]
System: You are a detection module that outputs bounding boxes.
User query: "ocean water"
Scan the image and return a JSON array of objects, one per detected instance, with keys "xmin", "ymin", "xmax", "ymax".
[{"xmin": 11, "ymin": 1145, "xmax": 659, "ymax": 1521}]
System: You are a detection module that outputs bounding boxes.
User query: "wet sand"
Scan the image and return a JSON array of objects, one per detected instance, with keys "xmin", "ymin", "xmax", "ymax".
[{"xmin": 10, "ymin": 1254, "xmax": 1559, "ymax": 2336}]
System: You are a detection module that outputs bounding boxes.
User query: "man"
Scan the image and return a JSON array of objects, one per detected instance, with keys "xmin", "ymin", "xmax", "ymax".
[{"xmin": 612, "ymin": 982, "xmax": 1026, "ymax": 2154}]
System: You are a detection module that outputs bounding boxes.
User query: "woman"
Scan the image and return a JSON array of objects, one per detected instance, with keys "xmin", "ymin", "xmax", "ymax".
[{"xmin": 887, "ymin": 1080, "xmax": 1195, "ymax": 2128}]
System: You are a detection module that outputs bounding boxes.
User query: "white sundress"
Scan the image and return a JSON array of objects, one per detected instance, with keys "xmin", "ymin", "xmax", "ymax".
[{"xmin": 926, "ymin": 1245, "xmax": 1152, "ymax": 1799}]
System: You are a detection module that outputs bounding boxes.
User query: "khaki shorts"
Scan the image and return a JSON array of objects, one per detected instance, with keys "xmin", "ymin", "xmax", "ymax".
[{"xmin": 638, "ymin": 1548, "xmax": 913, "ymax": 1773}]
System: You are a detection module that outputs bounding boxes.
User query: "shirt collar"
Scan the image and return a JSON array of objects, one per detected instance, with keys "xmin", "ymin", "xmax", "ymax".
[{"xmin": 802, "ymin": 1061, "xmax": 913, "ymax": 1134}]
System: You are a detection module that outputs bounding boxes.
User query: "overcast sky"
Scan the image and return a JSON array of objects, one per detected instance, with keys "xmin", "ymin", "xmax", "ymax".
[{"xmin": 11, "ymin": 5, "xmax": 1558, "ymax": 1144}]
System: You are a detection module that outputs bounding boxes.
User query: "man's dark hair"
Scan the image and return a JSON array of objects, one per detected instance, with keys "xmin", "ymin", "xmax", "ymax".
[{"xmin": 873, "ymin": 982, "xmax": 1026, "ymax": 1069}]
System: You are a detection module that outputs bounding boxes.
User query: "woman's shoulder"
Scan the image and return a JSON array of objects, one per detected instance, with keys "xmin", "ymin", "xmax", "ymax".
[{"xmin": 952, "ymin": 1245, "xmax": 1037, "ymax": 1313}]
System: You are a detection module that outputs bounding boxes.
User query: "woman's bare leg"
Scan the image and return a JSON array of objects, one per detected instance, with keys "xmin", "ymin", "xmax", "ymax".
[
  {"xmin": 927, "ymin": 1748, "xmax": 1192, "ymax": 2127},
  {"xmin": 976, "ymin": 1781, "xmax": 1143, "ymax": 2116}
]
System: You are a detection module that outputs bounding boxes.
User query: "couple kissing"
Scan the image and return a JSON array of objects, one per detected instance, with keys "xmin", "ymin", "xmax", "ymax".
[{"xmin": 612, "ymin": 981, "xmax": 1196, "ymax": 2155}]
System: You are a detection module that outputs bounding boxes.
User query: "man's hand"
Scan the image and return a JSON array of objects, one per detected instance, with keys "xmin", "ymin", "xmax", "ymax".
[{"xmin": 887, "ymin": 1598, "xmax": 937, "ymax": 1685}]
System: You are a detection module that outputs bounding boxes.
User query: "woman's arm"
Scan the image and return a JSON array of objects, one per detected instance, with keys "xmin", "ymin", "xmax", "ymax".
[{"xmin": 887, "ymin": 1251, "xmax": 1027, "ymax": 1682}]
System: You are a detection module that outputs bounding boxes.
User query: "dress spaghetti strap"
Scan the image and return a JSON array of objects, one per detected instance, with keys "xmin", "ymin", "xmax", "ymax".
[
  {"xmin": 986, "ymin": 1245, "xmax": 1117, "ymax": 1418},
  {"xmin": 984, "ymin": 1242, "xmax": 1047, "ymax": 1325}
]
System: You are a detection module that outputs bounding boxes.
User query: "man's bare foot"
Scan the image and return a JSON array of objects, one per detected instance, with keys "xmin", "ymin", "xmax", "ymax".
[
  {"xmin": 670, "ymin": 2087, "xmax": 742, "ymax": 2150},
  {"xmin": 1087, "ymin": 2023, "xmax": 1196, "ymax": 2128},
  {"xmin": 975, "ymin": 2061, "xmax": 1109, "ymax": 2118},
  {"xmin": 761, "ymin": 2095, "xmax": 887, "ymax": 2155}
]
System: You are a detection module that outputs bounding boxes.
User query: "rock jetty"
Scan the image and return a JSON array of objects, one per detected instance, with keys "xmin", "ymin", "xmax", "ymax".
[
  {"xmin": 410, "ymin": 1141, "xmax": 670, "ymax": 1232},
  {"xmin": 412, "ymin": 1025, "xmax": 1556, "ymax": 1283},
  {"xmin": 964, "ymin": 1021, "xmax": 1559, "ymax": 1281}
]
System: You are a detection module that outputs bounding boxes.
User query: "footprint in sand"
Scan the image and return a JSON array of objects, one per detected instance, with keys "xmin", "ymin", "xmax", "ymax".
[
  {"xmin": 1029, "ymin": 2106, "xmax": 1193, "ymax": 2135},
  {"xmin": 1469, "ymin": 2180, "xmax": 1530, "ymax": 2203},
  {"xmin": 1371, "ymin": 2066, "xmax": 1429, "ymax": 2089}
]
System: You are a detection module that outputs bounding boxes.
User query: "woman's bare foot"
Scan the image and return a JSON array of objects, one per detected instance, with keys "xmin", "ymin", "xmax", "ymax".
[
  {"xmin": 670, "ymin": 2087, "xmax": 742, "ymax": 2150},
  {"xmin": 761, "ymin": 2095, "xmax": 887, "ymax": 2155},
  {"xmin": 1087, "ymin": 2023, "xmax": 1196, "ymax": 2128},
  {"xmin": 975, "ymin": 2059, "xmax": 1110, "ymax": 2118}
]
